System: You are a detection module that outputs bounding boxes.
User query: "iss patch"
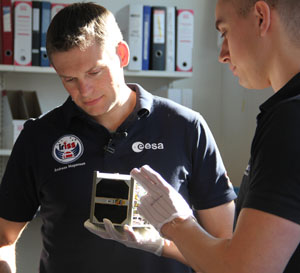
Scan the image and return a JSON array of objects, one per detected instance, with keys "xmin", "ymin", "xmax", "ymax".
[{"xmin": 52, "ymin": 135, "xmax": 84, "ymax": 164}]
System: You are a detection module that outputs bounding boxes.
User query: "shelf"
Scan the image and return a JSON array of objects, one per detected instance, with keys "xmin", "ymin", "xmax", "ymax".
[
  {"xmin": 124, "ymin": 70, "xmax": 192, "ymax": 78},
  {"xmin": 0, "ymin": 149, "xmax": 11, "ymax": 156},
  {"xmin": 0, "ymin": 64, "xmax": 192, "ymax": 78},
  {"xmin": 0, "ymin": 65, "xmax": 54, "ymax": 73}
]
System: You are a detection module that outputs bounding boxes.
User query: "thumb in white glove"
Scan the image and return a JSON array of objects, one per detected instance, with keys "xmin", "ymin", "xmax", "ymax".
[
  {"xmin": 84, "ymin": 218, "xmax": 164, "ymax": 256},
  {"xmin": 130, "ymin": 165, "xmax": 194, "ymax": 234}
]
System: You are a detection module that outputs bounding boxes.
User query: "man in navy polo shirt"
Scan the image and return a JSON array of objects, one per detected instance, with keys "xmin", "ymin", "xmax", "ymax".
[{"xmin": 0, "ymin": 3, "xmax": 236, "ymax": 273}]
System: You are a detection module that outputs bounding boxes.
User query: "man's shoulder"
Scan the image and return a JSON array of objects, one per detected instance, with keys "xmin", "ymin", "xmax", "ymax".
[
  {"xmin": 151, "ymin": 94, "xmax": 196, "ymax": 114},
  {"xmin": 23, "ymin": 101, "xmax": 67, "ymax": 131},
  {"xmin": 133, "ymin": 84, "xmax": 202, "ymax": 122},
  {"xmin": 152, "ymin": 95, "xmax": 201, "ymax": 122},
  {"xmin": 269, "ymin": 94, "xmax": 300, "ymax": 123}
]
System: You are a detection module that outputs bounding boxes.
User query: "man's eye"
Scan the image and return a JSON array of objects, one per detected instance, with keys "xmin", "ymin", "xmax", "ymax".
[
  {"xmin": 89, "ymin": 71, "xmax": 100, "ymax": 76},
  {"xmin": 65, "ymin": 77, "xmax": 74, "ymax": 82}
]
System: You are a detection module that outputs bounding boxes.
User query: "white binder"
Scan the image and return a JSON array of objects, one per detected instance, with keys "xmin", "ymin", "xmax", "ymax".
[
  {"xmin": 14, "ymin": 1, "xmax": 32, "ymax": 66},
  {"xmin": 117, "ymin": 4, "xmax": 143, "ymax": 71},
  {"xmin": 176, "ymin": 9, "xmax": 194, "ymax": 72},
  {"xmin": 166, "ymin": 6, "xmax": 176, "ymax": 71}
]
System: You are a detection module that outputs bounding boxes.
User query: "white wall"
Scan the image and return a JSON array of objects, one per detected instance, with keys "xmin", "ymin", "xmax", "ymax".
[{"xmin": 12, "ymin": 0, "xmax": 276, "ymax": 272}]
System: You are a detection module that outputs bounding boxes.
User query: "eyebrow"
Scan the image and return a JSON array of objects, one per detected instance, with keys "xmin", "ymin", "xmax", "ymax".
[
  {"xmin": 60, "ymin": 75, "xmax": 73, "ymax": 79},
  {"xmin": 58, "ymin": 64, "xmax": 105, "ymax": 78}
]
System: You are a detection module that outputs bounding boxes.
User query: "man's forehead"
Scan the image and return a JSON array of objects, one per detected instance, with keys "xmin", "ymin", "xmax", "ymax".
[
  {"xmin": 215, "ymin": 0, "xmax": 237, "ymax": 27},
  {"xmin": 215, "ymin": 0, "xmax": 228, "ymax": 28}
]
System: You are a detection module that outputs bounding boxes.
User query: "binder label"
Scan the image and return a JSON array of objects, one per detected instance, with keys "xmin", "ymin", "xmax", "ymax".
[
  {"xmin": 3, "ymin": 7, "xmax": 12, "ymax": 32},
  {"xmin": 32, "ymin": 8, "xmax": 39, "ymax": 31},
  {"xmin": 153, "ymin": 10, "xmax": 165, "ymax": 44}
]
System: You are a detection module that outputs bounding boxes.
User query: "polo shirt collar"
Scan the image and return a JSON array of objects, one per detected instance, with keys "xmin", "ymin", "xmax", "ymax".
[
  {"xmin": 61, "ymin": 83, "xmax": 153, "ymax": 128},
  {"xmin": 259, "ymin": 72, "xmax": 300, "ymax": 113},
  {"xmin": 127, "ymin": 83, "xmax": 152, "ymax": 118}
]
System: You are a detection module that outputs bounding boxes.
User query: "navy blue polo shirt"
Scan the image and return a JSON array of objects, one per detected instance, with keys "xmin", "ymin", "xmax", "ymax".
[
  {"xmin": 235, "ymin": 73, "xmax": 300, "ymax": 272},
  {"xmin": 0, "ymin": 84, "xmax": 236, "ymax": 273}
]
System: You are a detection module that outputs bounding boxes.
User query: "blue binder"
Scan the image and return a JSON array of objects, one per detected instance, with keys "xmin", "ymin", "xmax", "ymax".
[
  {"xmin": 40, "ymin": 1, "xmax": 51, "ymax": 66},
  {"xmin": 142, "ymin": 5, "xmax": 151, "ymax": 70}
]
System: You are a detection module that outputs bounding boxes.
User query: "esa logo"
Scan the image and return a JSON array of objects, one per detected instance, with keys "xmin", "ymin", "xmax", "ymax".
[
  {"xmin": 132, "ymin": 141, "xmax": 164, "ymax": 153},
  {"xmin": 52, "ymin": 135, "xmax": 84, "ymax": 164}
]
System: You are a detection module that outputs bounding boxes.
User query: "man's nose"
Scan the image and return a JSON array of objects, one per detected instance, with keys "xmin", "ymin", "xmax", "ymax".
[
  {"xmin": 78, "ymin": 80, "xmax": 92, "ymax": 96},
  {"xmin": 218, "ymin": 38, "xmax": 230, "ymax": 64}
]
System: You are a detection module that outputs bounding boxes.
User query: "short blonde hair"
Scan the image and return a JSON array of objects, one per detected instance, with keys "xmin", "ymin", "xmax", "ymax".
[{"xmin": 46, "ymin": 2, "xmax": 123, "ymax": 62}]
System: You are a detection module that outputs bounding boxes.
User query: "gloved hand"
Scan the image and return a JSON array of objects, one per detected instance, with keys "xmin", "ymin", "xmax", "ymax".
[
  {"xmin": 130, "ymin": 165, "xmax": 194, "ymax": 234},
  {"xmin": 84, "ymin": 218, "xmax": 164, "ymax": 256}
]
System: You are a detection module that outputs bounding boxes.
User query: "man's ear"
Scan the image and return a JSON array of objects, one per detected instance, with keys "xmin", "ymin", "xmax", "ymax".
[
  {"xmin": 116, "ymin": 41, "xmax": 130, "ymax": 67},
  {"xmin": 254, "ymin": 1, "xmax": 271, "ymax": 37}
]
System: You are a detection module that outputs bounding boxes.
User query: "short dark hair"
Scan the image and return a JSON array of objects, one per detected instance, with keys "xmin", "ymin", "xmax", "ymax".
[
  {"xmin": 232, "ymin": 0, "xmax": 300, "ymax": 45},
  {"xmin": 234, "ymin": 0, "xmax": 277, "ymax": 16},
  {"xmin": 46, "ymin": 2, "xmax": 123, "ymax": 62}
]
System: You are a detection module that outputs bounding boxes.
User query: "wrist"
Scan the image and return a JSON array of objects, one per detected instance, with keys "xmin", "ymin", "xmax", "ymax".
[{"xmin": 161, "ymin": 216, "xmax": 197, "ymax": 240}]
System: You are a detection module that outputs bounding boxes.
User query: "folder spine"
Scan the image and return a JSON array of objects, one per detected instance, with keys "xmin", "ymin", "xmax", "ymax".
[
  {"xmin": 116, "ymin": 4, "xmax": 143, "ymax": 71},
  {"xmin": 40, "ymin": 1, "xmax": 51, "ymax": 67},
  {"xmin": 150, "ymin": 6, "xmax": 166, "ymax": 71},
  {"xmin": 0, "ymin": 0, "xmax": 2, "ymax": 64},
  {"xmin": 142, "ymin": 5, "xmax": 151, "ymax": 70},
  {"xmin": 176, "ymin": 9, "xmax": 194, "ymax": 72},
  {"xmin": 32, "ymin": 0, "xmax": 41, "ymax": 66},
  {"xmin": 1, "ymin": 0, "xmax": 13, "ymax": 64},
  {"xmin": 128, "ymin": 4, "xmax": 143, "ymax": 71},
  {"xmin": 14, "ymin": 1, "xmax": 32, "ymax": 66},
  {"xmin": 166, "ymin": 6, "xmax": 176, "ymax": 71}
]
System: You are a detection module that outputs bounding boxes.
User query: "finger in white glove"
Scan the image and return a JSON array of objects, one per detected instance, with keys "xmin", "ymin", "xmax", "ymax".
[
  {"xmin": 84, "ymin": 218, "xmax": 164, "ymax": 256},
  {"xmin": 130, "ymin": 165, "xmax": 194, "ymax": 234},
  {"xmin": 84, "ymin": 219, "xmax": 112, "ymax": 240}
]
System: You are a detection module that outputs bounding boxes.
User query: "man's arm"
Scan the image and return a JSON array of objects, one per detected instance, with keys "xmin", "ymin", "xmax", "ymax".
[
  {"xmin": 0, "ymin": 217, "xmax": 27, "ymax": 273},
  {"xmin": 195, "ymin": 201, "xmax": 235, "ymax": 239},
  {"xmin": 163, "ymin": 208, "xmax": 300, "ymax": 273},
  {"xmin": 162, "ymin": 201, "xmax": 235, "ymax": 269},
  {"xmin": 131, "ymin": 165, "xmax": 300, "ymax": 273}
]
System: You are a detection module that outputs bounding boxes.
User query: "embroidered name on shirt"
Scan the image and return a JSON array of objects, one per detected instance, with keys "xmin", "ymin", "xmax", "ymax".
[{"xmin": 54, "ymin": 162, "xmax": 86, "ymax": 172}]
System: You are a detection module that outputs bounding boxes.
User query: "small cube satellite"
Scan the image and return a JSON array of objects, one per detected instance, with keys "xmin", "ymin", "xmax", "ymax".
[{"xmin": 90, "ymin": 171, "xmax": 149, "ymax": 227}]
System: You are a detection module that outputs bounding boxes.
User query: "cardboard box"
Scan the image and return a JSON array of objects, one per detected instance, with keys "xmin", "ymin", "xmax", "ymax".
[
  {"xmin": 90, "ymin": 172, "xmax": 150, "ymax": 228},
  {"xmin": 2, "ymin": 90, "xmax": 41, "ymax": 148}
]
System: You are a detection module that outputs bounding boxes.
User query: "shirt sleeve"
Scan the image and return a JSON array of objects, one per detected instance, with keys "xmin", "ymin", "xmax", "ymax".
[
  {"xmin": 188, "ymin": 114, "xmax": 236, "ymax": 210},
  {"xmin": 0, "ymin": 120, "xmax": 40, "ymax": 222},
  {"xmin": 244, "ymin": 101, "xmax": 300, "ymax": 225}
]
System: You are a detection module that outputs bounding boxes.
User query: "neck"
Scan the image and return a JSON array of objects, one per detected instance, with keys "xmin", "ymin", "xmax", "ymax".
[
  {"xmin": 98, "ymin": 85, "xmax": 136, "ymax": 131},
  {"xmin": 266, "ymin": 12, "xmax": 300, "ymax": 92},
  {"xmin": 270, "ymin": 55, "xmax": 300, "ymax": 93}
]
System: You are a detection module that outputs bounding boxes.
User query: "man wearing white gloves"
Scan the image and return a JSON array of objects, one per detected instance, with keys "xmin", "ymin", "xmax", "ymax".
[{"xmin": 85, "ymin": 0, "xmax": 300, "ymax": 272}]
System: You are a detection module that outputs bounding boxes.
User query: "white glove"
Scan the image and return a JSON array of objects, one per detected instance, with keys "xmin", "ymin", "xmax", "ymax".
[
  {"xmin": 84, "ymin": 218, "xmax": 164, "ymax": 256},
  {"xmin": 130, "ymin": 165, "xmax": 194, "ymax": 234}
]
